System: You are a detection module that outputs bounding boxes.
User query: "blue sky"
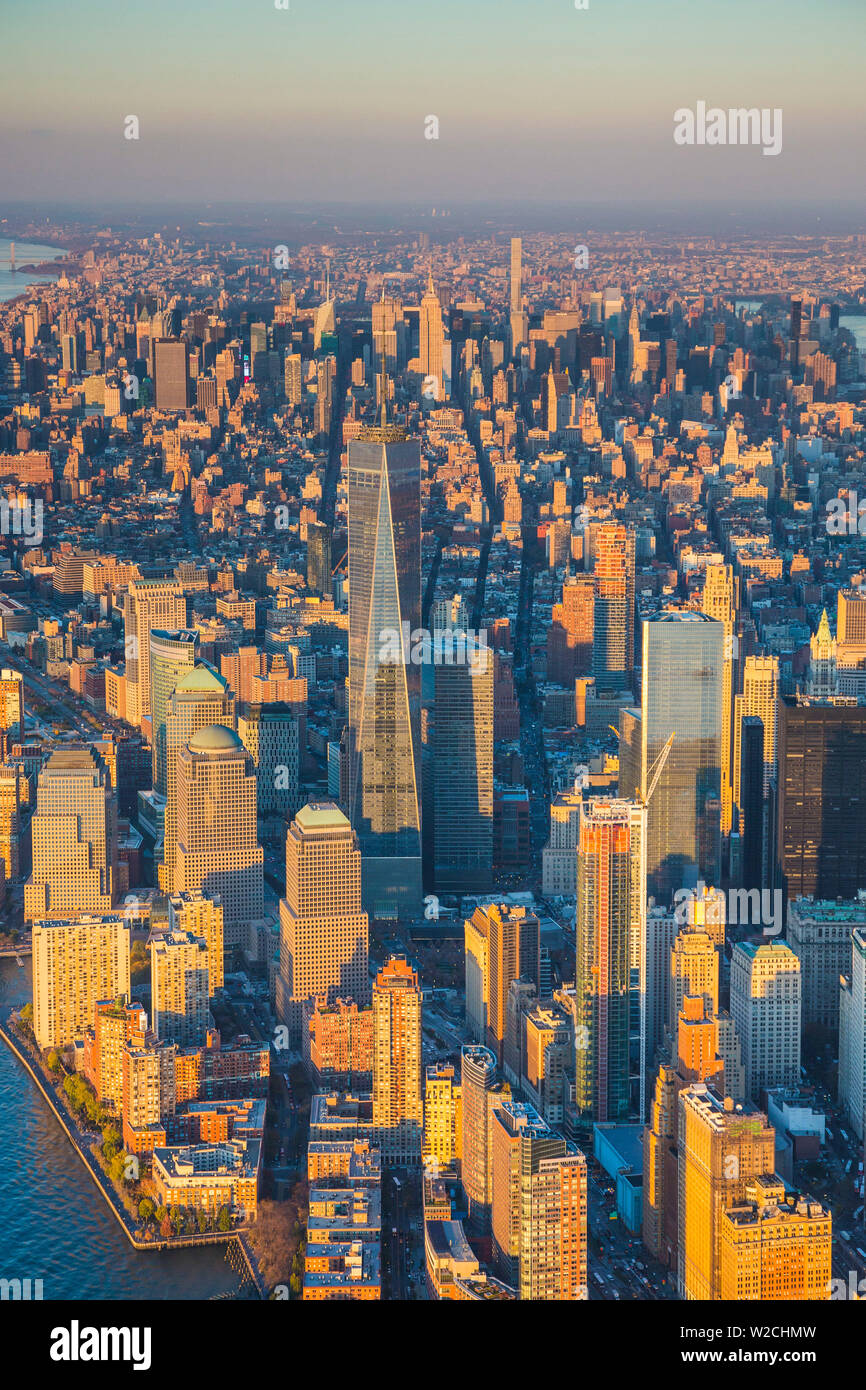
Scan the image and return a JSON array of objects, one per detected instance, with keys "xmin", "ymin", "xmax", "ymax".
[{"xmin": 1, "ymin": 0, "xmax": 863, "ymax": 207}]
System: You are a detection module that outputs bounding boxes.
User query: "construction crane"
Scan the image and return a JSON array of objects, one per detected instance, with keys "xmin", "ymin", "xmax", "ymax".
[{"xmin": 642, "ymin": 732, "xmax": 674, "ymax": 806}]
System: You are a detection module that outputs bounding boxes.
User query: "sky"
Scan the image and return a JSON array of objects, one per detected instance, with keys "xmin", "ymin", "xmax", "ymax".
[{"xmin": 1, "ymin": 0, "xmax": 864, "ymax": 213}]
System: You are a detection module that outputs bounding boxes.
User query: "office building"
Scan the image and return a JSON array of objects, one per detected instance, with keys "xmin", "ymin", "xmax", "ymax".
[
  {"xmin": 490, "ymin": 1100, "xmax": 587, "ymax": 1300},
  {"xmin": 464, "ymin": 911, "xmax": 489, "ymax": 1042},
  {"xmin": 0, "ymin": 667, "xmax": 23, "ymax": 743},
  {"xmin": 238, "ymin": 702, "xmax": 299, "ymax": 818},
  {"xmin": 25, "ymin": 747, "xmax": 118, "ymax": 921},
  {"xmin": 276, "ymin": 801, "xmax": 369, "ymax": 1044},
  {"xmin": 718, "ymin": 1178, "xmax": 831, "ymax": 1301},
  {"xmin": 372, "ymin": 956, "xmax": 423, "ymax": 1166},
  {"xmin": 669, "ymin": 931, "xmax": 718, "ymax": 1038},
  {"xmin": 151, "ymin": 930, "xmax": 210, "ymax": 1047},
  {"xmin": 153, "ymin": 338, "xmax": 189, "ymax": 411},
  {"xmin": 159, "ymin": 663, "xmax": 235, "ymax": 894},
  {"xmin": 730, "ymin": 942, "xmax": 801, "ymax": 1101},
  {"xmin": 776, "ymin": 697, "xmax": 866, "ymax": 902},
  {"xmin": 677, "ymin": 1085, "xmax": 776, "ymax": 1300},
  {"xmin": 422, "ymin": 634, "xmax": 493, "ymax": 893},
  {"xmin": 419, "ymin": 273, "xmax": 444, "ymax": 399},
  {"xmin": 701, "ymin": 564, "xmax": 737, "ymax": 835},
  {"xmin": 347, "ymin": 414, "xmax": 422, "ymax": 919},
  {"xmin": 575, "ymin": 796, "xmax": 647, "ymax": 1124},
  {"xmin": 174, "ymin": 725, "xmax": 264, "ymax": 951},
  {"xmin": 787, "ymin": 896, "xmax": 866, "ymax": 1031},
  {"xmin": 839, "ymin": 927, "xmax": 866, "ymax": 1140},
  {"xmin": 149, "ymin": 629, "xmax": 198, "ymax": 797},
  {"xmin": 541, "ymin": 789, "xmax": 583, "ymax": 897},
  {"xmin": 32, "ymin": 913, "xmax": 131, "ymax": 1050},
  {"xmin": 123, "ymin": 579, "xmax": 188, "ymax": 728},
  {"xmin": 620, "ymin": 611, "xmax": 723, "ymax": 902}
]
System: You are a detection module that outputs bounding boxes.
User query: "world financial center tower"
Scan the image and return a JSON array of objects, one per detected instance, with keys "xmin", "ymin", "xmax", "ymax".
[{"xmin": 347, "ymin": 417, "xmax": 422, "ymax": 919}]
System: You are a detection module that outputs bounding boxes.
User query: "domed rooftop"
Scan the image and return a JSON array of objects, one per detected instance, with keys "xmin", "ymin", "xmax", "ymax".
[{"xmin": 187, "ymin": 725, "xmax": 243, "ymax": 754}]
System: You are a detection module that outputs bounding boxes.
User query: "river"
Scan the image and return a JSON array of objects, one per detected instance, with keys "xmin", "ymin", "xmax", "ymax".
[
  {"xmin": 0, "ymin": 957, "xmax": 241, "ymax": 1300},
  {"xmin": 0, "ymin": 239, "xmax": 65, "ymax": 303}
]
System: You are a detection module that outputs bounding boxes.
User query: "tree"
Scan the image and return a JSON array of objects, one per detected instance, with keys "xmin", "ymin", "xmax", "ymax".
[
  {"xmin": 46, "ymin": 1050, "xmax": 62, "ymax": 1075},
  {"xmin": 138, "ymin": 1198, "xmax": 155, "ymax": 1222},
  {"xmin": 217, "ymin": 1206, "xmax": 232, "ymax": 1232},
  {"xmin": 155, "ymin": 1205, "xmax": 167, "ymax": 1224},
  {"xmin": 197, "ymin": 1211, "xmax": 208, "ymax": 1234},
  {"xmin": 159, "ymin": 1215, "xmax": 173, "ymax": 1240}
]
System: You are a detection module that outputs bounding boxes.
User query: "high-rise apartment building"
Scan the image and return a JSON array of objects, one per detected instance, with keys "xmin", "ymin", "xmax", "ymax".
[
  {"xmin": 167, "ymin": 890, "xmax": 225, "ymax": 993},
  {"xmin": 0, "ymin": 667, "xmax": 23, "ymax": 743},
  {"xmin": 347, "ymin": 415, "xmax": 422, "ymax": 919},
  {"xmin": 372, "ymin": 956, "xmax": 423, "ymax": 1166},
  {"xmin": 460, "ymin": 1044, "xmax": 502, "ymax": 1231},
  {"xmin": 619, "ymin": 611, "xmax": 723, "ymax": 902},
  {"xmin": 467, "ymin": 903, "xmax": 540, "ymax": 1065},
  {"xmin": 159, "ymin": 663, "xmax": 235, "ymax": 894},
  {"xmin": 546, "ymin": 575, "xmax": 594, "ymax": 685},
  {"xmin": 276, "ymin": 802, "xmax": 369, "ymax": 1043},
  {"xmin": 85, "ymin": 998, "xmax": 148, "ymax": 1112},
  {"xmin": 149, "ymin": 629, "xmax": 198, "ymax": 796},
  {"xmin": 25, "ymin": 747, "xmax": 118, "ymax": 921},
  {"xmin": 490, "ymin": 1100, "xmax": 587, "ymax": 1300},
  {"xmin": 123, "ymin": 579, "xmax": 188, "ymax": 728},
  {"xmin": 591, "ymin": 523, "xmax": 635, "ymax": 693},
  {"xmin": 701, "ymin": 564, "xmax": 736, "ymax": 836},
  {"xmin": 732, "ymin": 656, "xmax": 778, "ymax": 806},
  {"xmin": 151, "ymin": 930, "xmax": 209, "ymax": 1047},
  {"xmin": 541, "ymin": 788, "xmax": 583, "ymax": 896},
  {"xmin": 422, "ymin": 635, "xmax": 493, "ymax": 893},
  {"xmin": 575, "ymin": 796, "xmax": 647, "ymax": 1124},
  {"xmin": 174, "ymin": 726, "xmax": 264, "ymax": 952},
  {"xmin": 424, "ymin": 1063, "xmax": 462, "ymax": 1168},
  {"xmin": 730, "ymin": 942, "xmax": 801, "ymax": 1101},
  {"xmin": 509, "ymin": 237, "xmax": 522, "ymax": 315},
  {"xmin": 32, "ymin": 913, "xmax": 131, "ymax": 1050},
  {"xmin": 464, "ymin": 911, "xmax": 489, "ymax": 1042},
  {"xmin": 306, "ymin": 521, "xmax": 332, "ymax": 597}
]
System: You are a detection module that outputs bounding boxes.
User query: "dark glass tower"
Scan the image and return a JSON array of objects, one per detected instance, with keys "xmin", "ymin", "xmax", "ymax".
[{"xmin": 348, "ymin": 418, "xmax": 422, "ymax": 918}]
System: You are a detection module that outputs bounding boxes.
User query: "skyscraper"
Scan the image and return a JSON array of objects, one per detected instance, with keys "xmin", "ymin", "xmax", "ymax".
[
  {"xmin": 419, "ymin": 273, "xmax": 444, "ymax": 399},
  {"xmin": 422, "ymin": 635, "xmax": 493, "ymax": 893},
  {"xmin": 32, "ymin": 913, "xmax": 130, "ymax": 1050},
  {"xmin": 0, "ymin": 667, "xmax": 24, "ymax": 745},
  {"xmin": 509, "ymin": 237, "xmax": 522, "ymax": 315},
  {"xmin": 839, "ymin": 926, "xmax": 866, "ymax": 1140},
  {"xmin": 153, "ymin": 338, "xmax": 189, "ymax": 412},
  {"xmin": 730, "ymin": 942, "xmax": 801, "ymax": 1101},
  {"xmin": 149, "ymin": 628, "xmax": 198, "ymax": 797},
  {"xmin": 620, "ymin": 611, "xmax": 723, "ymax": 902},
  {"xmin": 174, "ymin": 725, "xmax": 264, "ymax": 952},
  {"xmin": 238, "ymin": 702, "xmax": 299, "ymax": 819},
  {"xmin": 575, "ymin": 796, "xmax": 647, "ymax": 1125},
  {"xmin": 123, "ymin": 578, "xmax": 188, "ymax": 728},
  {"xmin": 275, "ymin": 801, "xmax": 369, "ymax": 1044},
  {"xmin": 776, "ymin": 697, "xmax": 866, "ymax": 902},
  {"xmin": 677, "ymin": 1084, "xmax": 776, "ymax": 1301},
  {"xmin": 306, "ymin": 521, "xmax": 332, "ymax": 597},
  {"xmin": 372, "ymin": 956, "xmax": 423, "ymax": 1166},
  {"xmin": 167, "ymin": 889, "xmax": 225, "ymax": 993},
  {"xmin": 151, "ymin": 930, "xmax": 209, "ymax": 1047},
  {"xmin": 591, "ymin": 523, "xmax": 635, "ymax": 693},
  {"xmin": 460, "ymin": 1043, "xmax": 500, "ymax": 1229},
  {"xmin": 490, "ymin": 1099, "xmax": 587, "ymax": 1300},
  {"xmin": 347, "ymin": 410, "xmax": 422, "ymax": 919},
  {"xmin": 159, "ymin": 663, "xmax": 235, "ymax": 895},
  {"xmin": 469, "ymin": 903, "xmax": 540, "ymax": 1066},
  {"xmin": 25, "ymin": 747, "xmax": 118, "ymax": 921},
  {"xmin": 701, "ymin": 564, "xmax": 737, "ymax": 837}
]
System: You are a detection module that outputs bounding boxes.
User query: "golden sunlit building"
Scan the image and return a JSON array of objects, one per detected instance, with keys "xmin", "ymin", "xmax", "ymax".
[
  {"xmin": 372, "ymin": 956, "xmax": 423, "ymax": 1166},
  {"xmin": 424, "ymin": 1062, "xmax": 462, "ymax": 1167},
  {"xmin": 32, "ymin": 913, "xmax": 130, "ymax": 1051},
  {"xmin": 718, "ymin": 1176, "xmax": 831, "ymax": 1301}
]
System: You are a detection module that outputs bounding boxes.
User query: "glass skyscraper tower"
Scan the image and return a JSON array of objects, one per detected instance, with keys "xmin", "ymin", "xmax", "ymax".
[
  {"xmin": 620, "ymin": 610, "xmax": 723, "ymax": 902},
  {"xmin": 348, "ymin": 415, "xmax": 422, "ymax": 919}
]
